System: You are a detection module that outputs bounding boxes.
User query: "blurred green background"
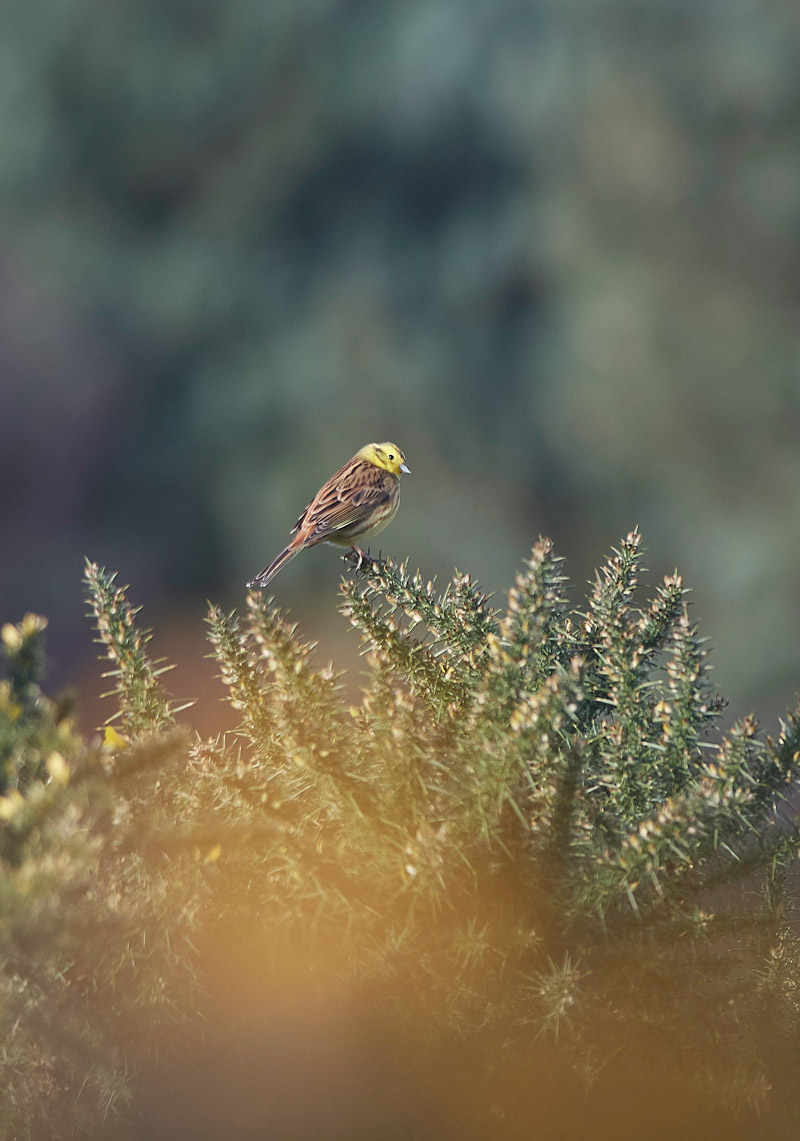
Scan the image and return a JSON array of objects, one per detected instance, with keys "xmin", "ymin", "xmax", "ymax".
[{"xmin": 2, "ymin": 0, "xmax": 800, "ymax": 731}]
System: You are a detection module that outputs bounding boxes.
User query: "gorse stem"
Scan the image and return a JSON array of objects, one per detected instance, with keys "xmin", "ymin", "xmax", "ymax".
[{"xmin": 84, "ymin": 561, "xmax": 176, "ymax": 735}]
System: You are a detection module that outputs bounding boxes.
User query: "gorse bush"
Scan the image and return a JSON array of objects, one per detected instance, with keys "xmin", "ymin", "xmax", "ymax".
[
  {"xmin": 2, "ymin": 534, "xmax": 800, "ymax": 1138},
  {"xmin": 0, "ymin": 603, "xmax": 199, "ymax": 1140}
]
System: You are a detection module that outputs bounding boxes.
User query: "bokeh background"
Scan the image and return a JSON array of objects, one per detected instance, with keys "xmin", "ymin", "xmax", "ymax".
[{"xmin": 3, "ymin": 0, "xmax": 800, "ymax": 735}]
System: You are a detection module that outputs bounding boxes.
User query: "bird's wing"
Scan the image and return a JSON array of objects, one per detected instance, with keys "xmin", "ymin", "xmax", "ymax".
[{"xmin": 293, "ymin": 460, "xmax": 392, "ymax": 542}]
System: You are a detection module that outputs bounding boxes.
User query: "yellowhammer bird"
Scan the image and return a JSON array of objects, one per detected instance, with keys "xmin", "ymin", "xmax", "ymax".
[{"xmin": 247, "ymin": 442, "xmax": 411, "ymax": 588}]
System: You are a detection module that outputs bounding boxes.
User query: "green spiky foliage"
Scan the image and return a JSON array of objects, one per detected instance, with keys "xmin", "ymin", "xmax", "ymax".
[
  {"xmin": 3, "ymin": 536, "xmax": 800, "ymax": 1138},
  {"xmin": 334, "ymin": 541, "xmax": 800, "ymax": 1082},
  {"xmin": 84, "ymin": 561, "xmax": 181, "ymax": 736},
  {"xmin": 0, "ymin": 603, "xmax": 199, "ymax": 1141},
  {"xmin": 192, "ymin": 535, "xmax": 800, "ymax": 1132}
]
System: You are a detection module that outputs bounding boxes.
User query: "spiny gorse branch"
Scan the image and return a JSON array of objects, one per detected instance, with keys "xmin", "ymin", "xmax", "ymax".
[{"xmin": 84, "ymin": 560, "xmax": 178, "ymax": 735}]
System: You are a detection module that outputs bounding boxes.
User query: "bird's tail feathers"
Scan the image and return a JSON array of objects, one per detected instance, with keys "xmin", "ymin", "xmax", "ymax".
[{"xmin": 247, "ymin": 543, "xmax": 302, "ymax": 589}]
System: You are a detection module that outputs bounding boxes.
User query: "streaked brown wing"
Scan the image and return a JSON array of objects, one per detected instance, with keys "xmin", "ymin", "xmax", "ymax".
[
  {"xmin": 293, "ymin": 458, "xmax": 392, "ymax": 543},
  {"xmin": 310, "ymin": 485, "xmax": 391, "ymax": 539},
  {"xmin": 292, "ymin": 456, "xmax": 357, "ymax": 532}
]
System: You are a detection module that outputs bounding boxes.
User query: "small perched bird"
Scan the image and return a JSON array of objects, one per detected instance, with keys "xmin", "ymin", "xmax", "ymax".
[{"xmin": 247, "ymin": 442, "xmax": 411, "ymax": 588}]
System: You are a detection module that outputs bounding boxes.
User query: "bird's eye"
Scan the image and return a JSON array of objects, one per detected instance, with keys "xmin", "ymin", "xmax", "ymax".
[{"xmin": 388, "ymin": 453, "xmax": 395, "ymax": 460}]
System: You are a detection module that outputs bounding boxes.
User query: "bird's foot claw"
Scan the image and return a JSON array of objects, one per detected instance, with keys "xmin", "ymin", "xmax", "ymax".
[{"xmin": 344, "ymin": 547, "xmax": 380, "ymax": 573}]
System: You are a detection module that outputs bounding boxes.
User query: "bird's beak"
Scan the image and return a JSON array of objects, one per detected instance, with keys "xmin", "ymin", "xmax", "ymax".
[{"xmin": 400, "ymin": 462, "xmax": 411, "ymax": 474}]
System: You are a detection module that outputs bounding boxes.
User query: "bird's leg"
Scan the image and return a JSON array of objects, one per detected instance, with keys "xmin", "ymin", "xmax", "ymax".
[{"xmin": 344, "ymin": 546, "xmax": 378, "ymax": 572}]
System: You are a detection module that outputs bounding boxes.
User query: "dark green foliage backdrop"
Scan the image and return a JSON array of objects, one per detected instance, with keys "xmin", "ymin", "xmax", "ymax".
[{"xmin": 2, "ymin": 0, "xmax": 800, "ymax": 728}]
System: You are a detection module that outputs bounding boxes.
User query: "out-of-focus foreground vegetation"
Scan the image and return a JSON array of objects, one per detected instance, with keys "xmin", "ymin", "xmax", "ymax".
[
  {"xmin": 2, "ymin": 0, "xmax": 800, "ymax": 728},
  {"xmin": 2, "ymin": 539, "xmax": 800, "ymax": 1139}
]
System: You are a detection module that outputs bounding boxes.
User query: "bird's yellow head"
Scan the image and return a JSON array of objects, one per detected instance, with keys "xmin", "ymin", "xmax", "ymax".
[{"xmin": 358, "ymin": 442, "xmax": 411, "ymax": 477}]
